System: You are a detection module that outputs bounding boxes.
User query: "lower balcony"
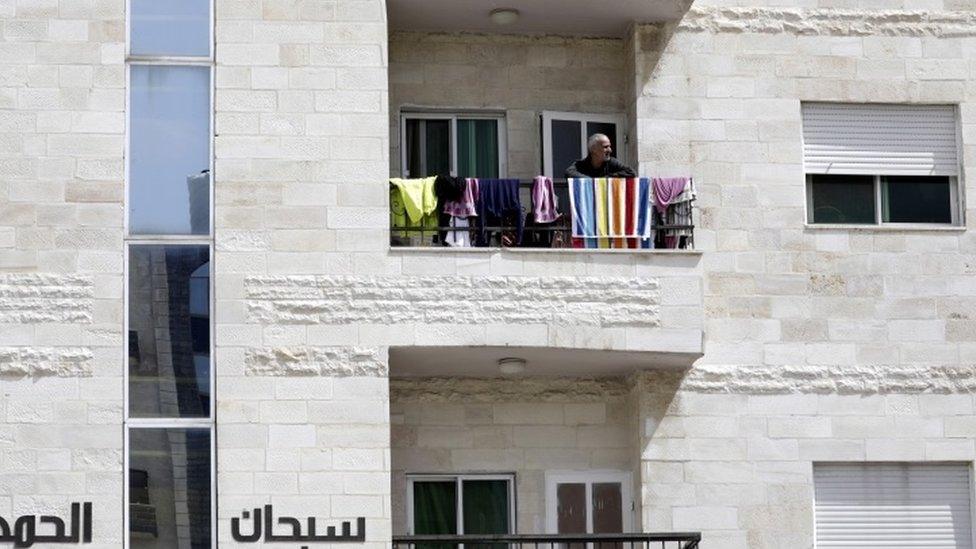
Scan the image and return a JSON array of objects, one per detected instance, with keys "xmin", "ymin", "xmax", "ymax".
[{"xmin": 393, "ymin": 532, "xmax": 702, "ymax": 548}]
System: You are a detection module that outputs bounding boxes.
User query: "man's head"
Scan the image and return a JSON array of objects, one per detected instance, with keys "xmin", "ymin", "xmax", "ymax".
[{"xmin": 587, "ymin": 133, "xmax": 612, "ymax": 166}]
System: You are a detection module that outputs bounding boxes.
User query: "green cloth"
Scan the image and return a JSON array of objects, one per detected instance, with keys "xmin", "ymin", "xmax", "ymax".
[
  {"xmin": 390, "ymin": 177, "xmax": 438, "ymax": 242},
  {"xmin": 390, "ymin": 177, "xmax": 437, "ymax": 225}
]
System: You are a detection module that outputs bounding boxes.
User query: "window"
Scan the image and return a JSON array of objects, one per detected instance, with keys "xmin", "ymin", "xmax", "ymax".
[
  {"xmin": 542, "ymin": 111, "xmax": 626, "ymax": 178},
  {"xmin": 545, "ymin": 472, "xmax": 633, "ymax": 536},
  {"xmin": 407, "ymin": 475, "xmax": 515, "ymax": 536},
  {"xmin": 802, "ymin": 103, "xmax": 961, "ymax": 226},
  {"xmin": 126, "ymin": 0, "xmax": 214, "ymax": 547},
  {"xmin": 400, "ymin": 113, "xmax": 506, "ymax": 178},
  {"xmin": 814, "ymin": 463, "xmax": 973, "ymax": 548}
]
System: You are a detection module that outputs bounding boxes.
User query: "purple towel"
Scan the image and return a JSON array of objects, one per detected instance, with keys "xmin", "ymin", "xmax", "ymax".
[
  {"xmin": 444, "ymin": 178, "xmax": 479, "ymax": 218},
  {"xmin": 652, "ymin": 177, "xmax": 688, "ymax": 215},
  {"xmin": 532, "ymin": 176, "xmax": 559, "ymax": 223}
]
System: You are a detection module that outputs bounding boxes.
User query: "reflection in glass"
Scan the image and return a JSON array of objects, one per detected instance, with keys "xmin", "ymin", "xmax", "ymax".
[
  {"xmin": 129, "ymin": 428, "xmax": 211, "ymax": 549},
  {"xmin": 810, "ymin": 174, "xmax": 875, "ymax": 224},
  {"xmin": 882, "ymin": 176, "xmax": 951, "ymax": 224},
  {"xmin": 130, "ymin": 0, "xmax": 210, "ymax": 57},
  {"xmin": 129, "ymin": 245, "xmax": 210, "ymax": 418},
  {"xmin": 405, "ymin": 119, "xmax": 451, "ymax": 178},
  {"xmin": 130, "ymin": 65, "xmax": 210, "ymax": 235}
]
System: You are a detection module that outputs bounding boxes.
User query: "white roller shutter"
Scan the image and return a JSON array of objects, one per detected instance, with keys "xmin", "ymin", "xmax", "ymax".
[
  {"xmin": 815, "ymin": 463, "xmax": 973, "ymax": 548},
  {"xmin": 802, "ymin": 103, "xmax": 959, "ymax": 176}
]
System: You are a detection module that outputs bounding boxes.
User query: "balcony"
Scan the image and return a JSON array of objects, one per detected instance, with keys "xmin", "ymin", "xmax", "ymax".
[
  {"xmin": 389, "ymin": 178, "xmax": 696, "ymax": 251},
  {"xmin": 393, "ymin": 533, "xmax": 702, "ymax": 548}
]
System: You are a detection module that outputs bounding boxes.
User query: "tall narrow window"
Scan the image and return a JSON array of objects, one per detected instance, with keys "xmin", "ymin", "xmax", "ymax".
[
  {"xmin": 125, "ymin": 0, "xmax": 214, "ymax": 547},
  {"xmin": 545, "ymin": 472, "xmax": 633, "ymax": 536}
]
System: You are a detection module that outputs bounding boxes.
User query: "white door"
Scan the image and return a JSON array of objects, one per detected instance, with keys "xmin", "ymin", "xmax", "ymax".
[{"xmin": 545, "ymin": 471, "xmax": 633, "ymax": 535}]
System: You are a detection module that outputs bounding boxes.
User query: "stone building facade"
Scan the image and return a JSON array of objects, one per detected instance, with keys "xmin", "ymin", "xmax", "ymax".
[{"xmin": 1, "ymin": 0, "xmax": 975, "ymax": 547}]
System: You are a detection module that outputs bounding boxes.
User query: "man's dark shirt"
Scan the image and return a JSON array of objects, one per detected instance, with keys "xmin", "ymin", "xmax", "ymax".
[{"xmin": 564, "ymin": 156, "xmax": 637, "ymax": 178}]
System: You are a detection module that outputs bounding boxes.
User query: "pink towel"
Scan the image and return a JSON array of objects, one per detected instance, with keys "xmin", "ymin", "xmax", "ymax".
[
  {"xmin": 532, "ymin": 176, "xmax": 558, "ymax": 223},
  {"xmin": 443, "ymin": 178, "xmax": 479, "ymax": 218},
  {"xmin": 652, "ymin": 177, "xmax": 688, "ymax": 215}
]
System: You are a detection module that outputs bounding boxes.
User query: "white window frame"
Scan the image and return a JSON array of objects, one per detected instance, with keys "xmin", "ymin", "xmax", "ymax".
[
  {"xmin": 805, "ymin": 174, "xmax": 961, "ymax": 227},
  {"xmin": 124, "ymin": 0, "xmax": 215, "ymax": 546},
  {"xmin": 406, "ymin": 473, "xmax": 517, "ymax": 536},
  {"xmin": 399, "ymin": 111, "xmax": 508, "ymax": 178},
  {"xmin": 541, "ymin": 111, "xmax": 627, "ymax": 178},
  {"xmin": 544, "ymin": 471, "xmax": 634, "ymax": 534}
]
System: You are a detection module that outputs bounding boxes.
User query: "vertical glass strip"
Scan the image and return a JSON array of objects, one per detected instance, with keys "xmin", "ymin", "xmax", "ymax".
[
  {"xmin": 129, "ymin": 65, "xmax": 211, "ymax": 235},
  {"xmin": 128, "ymin": 245, "xmax": 210, "ymax": 418}
]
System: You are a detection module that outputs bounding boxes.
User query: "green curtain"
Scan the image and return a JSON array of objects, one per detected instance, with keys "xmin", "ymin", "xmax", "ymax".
[
  {"xmin": 462, "ymin": 480, "xmax": 508, "ymax": 549},
  {"xmin": 458, "ymin": 120, "xmax": 498, "ymax": 178},
  {"xmin": 413, "ymin": 481, "xmax": 456, "ymax": 549}
]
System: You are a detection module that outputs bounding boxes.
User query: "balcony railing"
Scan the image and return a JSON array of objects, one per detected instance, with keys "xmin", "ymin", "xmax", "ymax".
[
  {"xmin": 393, "ymin": 533, "xmax": 701, "ymax": 549},
  {"xmin": 390, "ymin": 179, "xmax": 695, "ymax": 250}
]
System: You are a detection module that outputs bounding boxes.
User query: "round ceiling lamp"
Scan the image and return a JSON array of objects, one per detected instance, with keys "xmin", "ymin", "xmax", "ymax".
[
  {"xmin": 490, "ymin": 8, "xmax": 520, "ymax": 26},
  {"xmin": 497, "ymin": 357, "xmax": 527, "ymax": 375}
]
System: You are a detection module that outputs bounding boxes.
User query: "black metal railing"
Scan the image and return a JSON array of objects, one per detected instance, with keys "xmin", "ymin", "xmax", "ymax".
[
  {"xmin": 392, "ymin": 533, "xmax": 701, "ymax": 549},
  {"xmin": 390, "ymin": 179, "xmax": 695, "ymax": 250}
]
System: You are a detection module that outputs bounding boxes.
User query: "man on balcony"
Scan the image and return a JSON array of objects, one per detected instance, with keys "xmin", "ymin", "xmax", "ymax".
[{"xmin": 564, "ymin": 133, "xmax": 636, "ymax": 178}]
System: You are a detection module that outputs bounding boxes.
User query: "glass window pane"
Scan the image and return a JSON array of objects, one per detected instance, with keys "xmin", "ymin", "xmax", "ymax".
[
  {"xmin": 425, "ymin": 120, "xmax": 451, "ymax": 177},
  {"xmin": 129, "ymin": 428, "xmax": 211, "ymax": 548},
  {"xmin": 462, "ymin": 480, "xmax": 509, "ymax": 535},
  {"xmin": 130, "ymin": 65, "xmax": 211, "ymax": 235},
  {"xmin": 557, "ymin": 483, "xmax": 587, "ymax": 534},
  {"xmin": 882, "ymin": 176, "xmax": 952, "ymax": 224},
  {"xmin": 413, "ymin": 481, "xmax": 457, "ymax": 535},
  {"xmin": 810, "ymin": 174, "xmax": 875, "ymax": 224},
  {"xmin": 552, "ymin": 119, "xmax": 582, "ymax": 177},
  {"xmin": 592, "ymin": 483, "xmax": 623, "ymax": 534},
  {"xmin": 129, "ymin": 245, "xmax": 210, "ymax": 418},
  {"xmin": 130, "ymin": 0, "xmax": 210, "ymax": 57},
  {"xmin": 458, "ymin": 119, "xmax": 499, "ymax": 179}
]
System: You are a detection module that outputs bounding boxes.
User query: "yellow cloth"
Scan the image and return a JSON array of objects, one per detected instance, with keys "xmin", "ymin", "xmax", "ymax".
[
  {"xmin": 390, "ymin": 177, "xmax": 438, "ymax": 243},
  {"xmin": 609, "ymin": 177, "xmax": 626, "ymax": 248},
  {"xmin": 594, "ymin": 178, "xmax": 610, "ymax": 249},
  {"xmin": 389, "ymin": 177, "xmax": 437, "ymax": 224}
]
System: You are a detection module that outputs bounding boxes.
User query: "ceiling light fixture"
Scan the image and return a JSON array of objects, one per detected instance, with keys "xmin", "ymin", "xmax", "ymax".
[
  {"xmin": 497, "ymin": 357, "xmax": 526, "ymax": 375},
  {"xmin": 489, "ymin": 8, "xmax": 520, "ymax": 26}
]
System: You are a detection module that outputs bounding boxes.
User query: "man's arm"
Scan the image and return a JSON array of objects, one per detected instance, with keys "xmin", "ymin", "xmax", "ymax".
[
  {"xmin": 607, "ymin": 158, "xmax": 636, "ymax": 177},
  {"xmin": 564, "ymin": 160, "xmax": 585, "ymax": 178}
]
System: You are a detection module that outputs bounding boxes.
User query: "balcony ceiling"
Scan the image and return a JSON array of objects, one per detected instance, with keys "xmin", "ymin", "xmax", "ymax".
[
  {"xmin": 386, "ymin": 0, "xmax": 686, "ymax": 38},
  {"xmin": 390, "ymin": 346, "xmax": 697, "ymax": 378}
]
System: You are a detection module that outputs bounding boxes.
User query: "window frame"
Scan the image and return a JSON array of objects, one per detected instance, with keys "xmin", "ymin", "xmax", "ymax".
[
  {"xmin": 123, "ymin": 241, "xmax": 215, "ymax": 549},
  {"xmin": 804, "ymin": 174, "xmax": 961, "ymax": 227},
  {"xmin": 544, "ymin": 470, "xmax": 634, "ymax": 535},
  {"xmin": 405, "ymin": 473, "xmax": 517, "ymax": 536},
  {"xmin": 399, "ymin": 111, "xmax": 508, "ymax": 179},
  {"xmin": 124, "ymin": 0, "xmax": 215, "ymax": 545},
  {"xmin": 541, "ymin": 111, "xmax": 627, "ymax": 178}
]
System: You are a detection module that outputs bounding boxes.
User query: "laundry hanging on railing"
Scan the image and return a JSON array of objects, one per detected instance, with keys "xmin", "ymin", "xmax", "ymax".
[
  {"xmin": 569, "ymin": 177, "xmax": 654, "ymax": 249},
  {"xmin": 652, "ymin": 177, "xmax": 695, "ymax": 249},
  {"xmin": 390, "ymin": 176, "xmax": 438, "ymax": 245},
  {"xmin": 442, "ymin": 177, "xmax": 479, "ymax": 247},
  {"xmin": 476, "ymin": 178, "xmax": 523, "ymax": 247}
]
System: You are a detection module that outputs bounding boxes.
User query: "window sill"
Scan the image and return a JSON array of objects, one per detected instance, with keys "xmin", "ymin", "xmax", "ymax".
[
  {"xmin": 804, "ymin": 224, "xmax": 966, "ymax": 232},
  {"xmin": 389, "ymin": 247, "xmax": 702, "ymax": 255}
]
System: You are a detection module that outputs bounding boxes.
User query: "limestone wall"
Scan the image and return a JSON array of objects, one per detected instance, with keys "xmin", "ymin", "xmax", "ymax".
[
  {"xmin": 389, "ymin": 32, "xmax": 627, "ymax": 178},
  {"xmin": 0, "ymin": 0, "xmax": 125, "ymax": 544},
  {"xmin": 213, "ymin": 0, "xmax": 392, "ymax": 546},
  {"xmin": 632, "ymin": 3, "xmax": 976, "ymax": 546}
]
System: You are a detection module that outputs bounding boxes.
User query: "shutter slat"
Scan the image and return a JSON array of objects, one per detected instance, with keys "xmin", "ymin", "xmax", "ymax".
[
  {"xmin": 815, "ymin": 464, "xmax": 972, "ymax": 549},
  {"xmin": 802, "ymin": 103, "xmax": 959, "ymax": 176}
]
